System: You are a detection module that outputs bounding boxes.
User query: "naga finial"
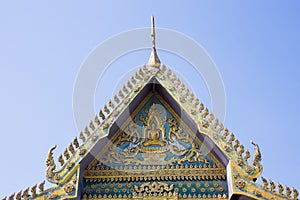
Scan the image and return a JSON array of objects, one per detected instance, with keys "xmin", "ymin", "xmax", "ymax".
[
  {"xmin": 46, "ymin": 145, "xmax": 56, "ymax": 168},
  {"xmin": 46, "ymin": 145, "xmax": 57, "ymax": 183},
  {"xmin": 251, "ymin": 140, "xmax": 262, "ymax": 166},
  {"xmin": 250, "ymin": 140, "xmax": 263, "ymax": 177}
]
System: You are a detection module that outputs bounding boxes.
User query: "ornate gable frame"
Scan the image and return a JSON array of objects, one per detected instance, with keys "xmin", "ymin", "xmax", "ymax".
[
  {"xmin": 3, "ymin": 16, "xmax": 298, "ymax": 200},
  {"xmin": 3, "ymin": 64, "xmax": 297, "ymax": 200}
]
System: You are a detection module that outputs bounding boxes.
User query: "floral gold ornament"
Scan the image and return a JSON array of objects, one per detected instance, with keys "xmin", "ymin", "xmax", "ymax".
[
  {"xmin": 64, "ymin": 183, "xmax": 74, "ymax": 193},
  {"xmin": 235, "ymin": 179, "xmax": 246, "ymax": 189}
]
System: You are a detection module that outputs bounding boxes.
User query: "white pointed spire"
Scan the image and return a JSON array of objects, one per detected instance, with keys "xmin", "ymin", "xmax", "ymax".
[{"xmin": 148, "ymin": 16, "xmax": 161, "ymax": 68}]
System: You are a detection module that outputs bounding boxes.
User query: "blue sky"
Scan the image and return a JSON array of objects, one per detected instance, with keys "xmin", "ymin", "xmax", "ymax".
[{"xmin": 0, "ymin": 1, "xmax": 300, "ymax": 196}]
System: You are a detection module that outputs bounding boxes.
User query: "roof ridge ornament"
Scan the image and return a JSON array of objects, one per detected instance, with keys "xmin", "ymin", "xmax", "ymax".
[{"xmin": 148, "ymin": 16, "xmax": 161, "ymax": 68}]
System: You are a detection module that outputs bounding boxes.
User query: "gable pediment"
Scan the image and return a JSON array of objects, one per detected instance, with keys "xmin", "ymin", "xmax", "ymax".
[
  {"xmin": 13, "ymin": 64, "xmax": 294, "ymax": 200},
  {"xmin": 82, "ymin": 93, "xmax": 228, "ymax": 199}
]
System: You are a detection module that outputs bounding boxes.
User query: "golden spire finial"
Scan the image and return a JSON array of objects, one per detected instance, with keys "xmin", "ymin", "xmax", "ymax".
[{"xmin": 148, "ymin": 16, "xmax": 161, "ymax": 68}]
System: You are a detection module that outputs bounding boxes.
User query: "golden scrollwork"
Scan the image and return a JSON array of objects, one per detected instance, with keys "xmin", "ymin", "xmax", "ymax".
[{"xmin": 134, "ymin": 182, "xmax": 174, "ymax": 194}]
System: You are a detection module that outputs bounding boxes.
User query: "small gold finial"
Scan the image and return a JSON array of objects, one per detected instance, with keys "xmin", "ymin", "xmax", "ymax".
[{"xmin": 148, "ymin": 16, "xmax": 161, "ymax": 68}]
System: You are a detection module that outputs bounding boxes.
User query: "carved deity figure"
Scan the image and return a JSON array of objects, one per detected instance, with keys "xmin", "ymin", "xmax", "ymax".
[{"xmin": 143, "ymin": 122, "xmax": 166, "ymax": 147}]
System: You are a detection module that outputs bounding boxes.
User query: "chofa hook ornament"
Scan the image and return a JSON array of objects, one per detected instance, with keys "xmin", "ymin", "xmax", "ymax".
[{"xmin": 45, "ymin": 145, "xmax": 58, "ymax": 184}]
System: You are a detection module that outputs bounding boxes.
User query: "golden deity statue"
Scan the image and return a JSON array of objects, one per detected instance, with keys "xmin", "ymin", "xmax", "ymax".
[{"xmin": 143, "ymin": 122, "xmax": 166, "ymax": 147}]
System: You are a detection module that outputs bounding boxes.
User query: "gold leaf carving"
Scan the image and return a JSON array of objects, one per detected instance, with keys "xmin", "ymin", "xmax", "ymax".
[
  {"xmin": 134, "ymin": 182, "xmax": 174, "ymax": 194},
  {"xmin": 63, "ymin": 183, "xmax": 74, "ymax": 193}
]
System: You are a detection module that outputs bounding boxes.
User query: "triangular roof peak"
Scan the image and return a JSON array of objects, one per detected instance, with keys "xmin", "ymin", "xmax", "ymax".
[
  {"xmin": 31, "ymin": 63, "xmax": 296, "ymax": 199},
  {"xmin": 3, "ymin": 18, "xmax": 299, "ymax": 200}
]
